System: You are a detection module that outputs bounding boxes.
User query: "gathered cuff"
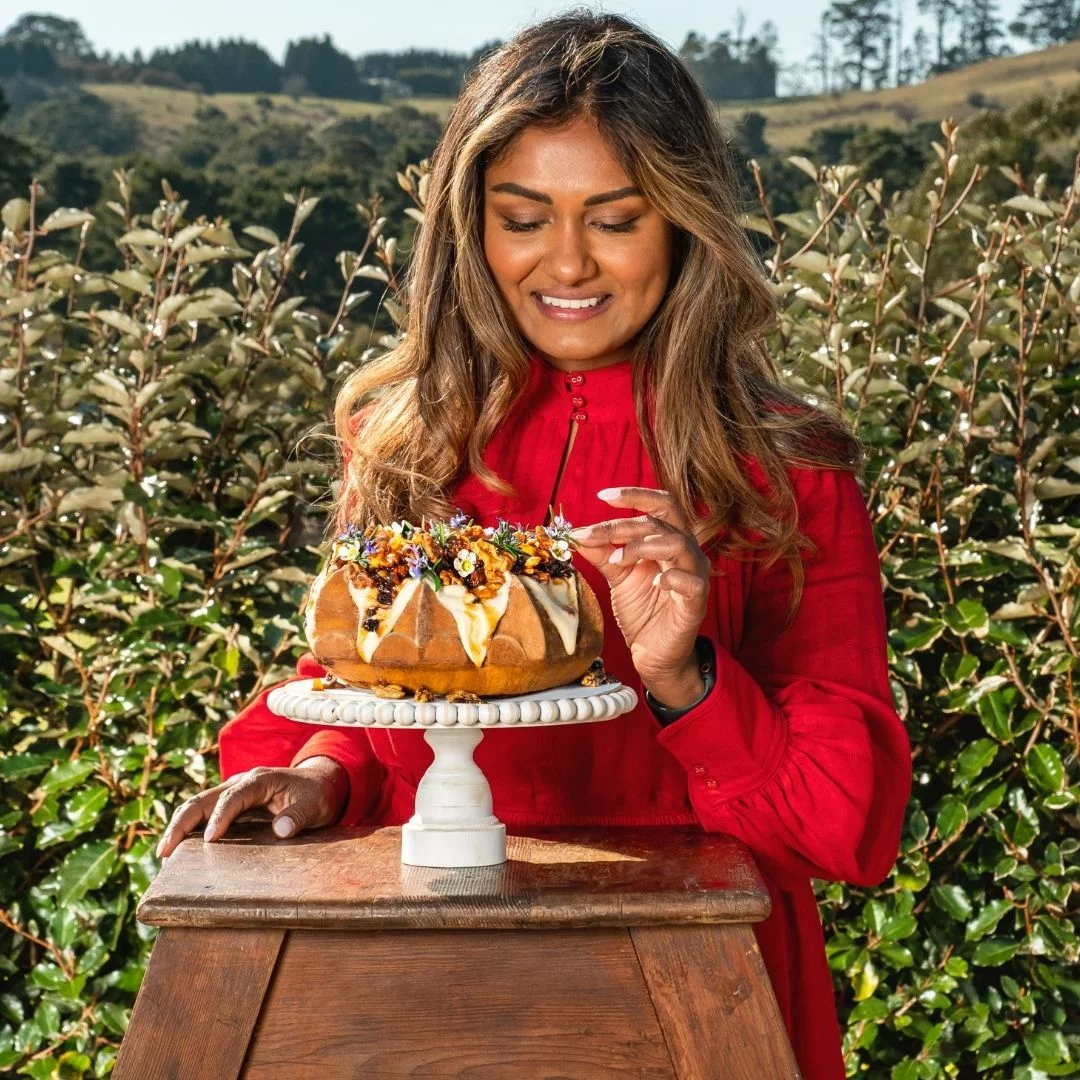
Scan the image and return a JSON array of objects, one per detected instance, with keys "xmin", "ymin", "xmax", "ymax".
[{"xmin": 655, "ymin": 635, "xmax": 789, "ymax": 802}]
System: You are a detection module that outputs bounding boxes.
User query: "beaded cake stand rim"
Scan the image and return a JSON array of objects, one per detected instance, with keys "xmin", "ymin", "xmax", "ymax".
[{"xmin": 266, "ymin": 678, "xmax": 638, "ymax": 730}]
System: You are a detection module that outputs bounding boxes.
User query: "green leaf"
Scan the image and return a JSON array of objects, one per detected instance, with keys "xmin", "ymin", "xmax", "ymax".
[
  {"xmin": 935, "ymin": 796, "xmax": 968, "ymax": 841},
  {"xmin": 943, "ymin": 598, "xmax": 989, "ymax": 637},
  {"xmin": 971, "ymin": 937, "xmax": 1018, "ymax": 966},
  {"xmin": 1026, "ymin": 744, "xmax": 1065, "ymax": 793},
  {"xmin": 966, "ymin": 899, "xmax": 1013, "ymax": 941},
  {"xmin": 55, "ymin": 841, "xmax": 118, "ymax": 906},
  {"xmin": 955, "ymin": 739, "xmax": 997, "ymax": 784},
  {"xmin": 932, "ymin": 885, "xmax": 973, "ymax": 920},
  {"xmin": 40, "ymin": 208, "xmax": 95, "ymax": 232},
  {"xmin": 1023, "ymin": 1029, "xmax": 1068, "ymax": 1064}
]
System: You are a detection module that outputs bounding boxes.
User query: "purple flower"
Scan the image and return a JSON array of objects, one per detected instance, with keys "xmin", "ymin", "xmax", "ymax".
[
  {"xmin": 405, "ymin": 544, "xmax": 429, "ymax": 578},
  {"xmin": 449, "ymin": 510, "xmax": 469, "ymax": 527},
  {"xmin": 363, "ymin": 539, "xmax": 379, "ymax": 557},
  {"xmin": 335, "ymin": 522, "xmax": 365, "ymax": 542}
]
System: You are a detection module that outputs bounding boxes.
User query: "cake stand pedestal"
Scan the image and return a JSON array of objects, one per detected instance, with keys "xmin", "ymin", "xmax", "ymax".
[{"xmin": 265, "ymin": 679, "xmax": 637, "ymax": 868}]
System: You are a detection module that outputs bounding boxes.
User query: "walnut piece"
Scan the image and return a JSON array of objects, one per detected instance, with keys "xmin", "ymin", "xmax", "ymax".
[
  {"xmin": 413, "ymin": 686, "xmax": 434, "ymax": 702},
  {"xmin": 372, "ymin": 681, "xmax": 406, "ymax": 699},
  {"xmin": 446, "ymin": 689, "xmax": 482, "ymax": 704}
]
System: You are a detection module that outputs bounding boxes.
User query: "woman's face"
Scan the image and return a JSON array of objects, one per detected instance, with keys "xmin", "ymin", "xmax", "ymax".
[{"xmin": 483, "ymin": 116, "xmax": 675, "ymax": 371}]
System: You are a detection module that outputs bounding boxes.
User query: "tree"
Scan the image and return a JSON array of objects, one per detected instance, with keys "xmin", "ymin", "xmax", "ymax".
[
  {"xmin": 917, "ymin": 0, "xmax": 965, "ymax": 67},
  {"xmin": 961, "ymin": 0, "xmax": 1009, "ymax": 60},
  {"xmin": 1008, "ymin": 0, "xmax": 1079, "ymax": 45},
  {"xmin": 284, "ymin": 36, "xmax": 364, "ymax": 99},
  {"xmin": 145, "ymin": 38, "xmax": 283, "ymax": 94},
  {"xmin": 0, "ymin": 13, "xmax": 93, "ymax": 58},
  {"xmin": 826, "ymin": 0, "xmax": 893, "ymax": 89},
  {"xmin": 679, "ymin": 20, "xmax": 780, "ymax": 101}
]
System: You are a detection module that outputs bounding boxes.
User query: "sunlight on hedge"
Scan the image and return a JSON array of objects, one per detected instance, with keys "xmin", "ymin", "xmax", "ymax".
[{"xmin": 1, "ymin": 128, "xmax": 1078, "ymax": 1077}]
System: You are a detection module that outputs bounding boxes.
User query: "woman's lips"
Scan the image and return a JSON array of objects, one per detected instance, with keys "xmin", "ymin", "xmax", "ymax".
[{"xmin": 532, "ymin": 293, "xmax": 613, "ymax": 321}]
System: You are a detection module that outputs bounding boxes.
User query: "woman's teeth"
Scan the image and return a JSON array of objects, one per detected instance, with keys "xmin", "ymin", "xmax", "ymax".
[{"xmin": 539, "ymin": 295, "xmax": 605, "ymax": 309}]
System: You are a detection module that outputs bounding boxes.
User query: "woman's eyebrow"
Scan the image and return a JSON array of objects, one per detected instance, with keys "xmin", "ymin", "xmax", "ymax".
[{"xmin": 488, "ymin": 182, "xmax": 642, "ymax": 206}]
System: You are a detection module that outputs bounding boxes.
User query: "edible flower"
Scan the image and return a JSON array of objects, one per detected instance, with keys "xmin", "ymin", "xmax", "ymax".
[
  {"xmin": 333, "ymin": 537, "xmax": 363, "ymax": 562},
  {"xmin": 454, "ymin": 548, "xmax": 478, "ymax": 577},
  {"xmin": 405, "ymin": 545, "xmax": 429, "ymax": 579},
  {"xmin": 551, "ymin": 538, "xmax": 572, "ymax": 561},
  {"xmin": 449, "ymin": 510, "xmax": 470, "ymax": 527}
]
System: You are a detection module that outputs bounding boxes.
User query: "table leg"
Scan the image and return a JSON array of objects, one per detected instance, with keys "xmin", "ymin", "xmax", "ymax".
[
  {"xmin": 114, "ymin": 926, "xmax": 283, "ymax": 1080},
  {"xmin": 631, "ymin": 923, "xmax": 802, "ymax": 1079}
]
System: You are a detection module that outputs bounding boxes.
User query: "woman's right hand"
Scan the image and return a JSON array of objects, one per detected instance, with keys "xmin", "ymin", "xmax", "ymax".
[{"xmin": 155, "ymin": 756, "xmax": 349, "ymax": 859}]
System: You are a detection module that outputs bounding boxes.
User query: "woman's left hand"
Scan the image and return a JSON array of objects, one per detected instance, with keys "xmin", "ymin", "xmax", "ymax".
[{"xmin": 571, "ymin": 486, "xmax": 711, "ymax": 708}]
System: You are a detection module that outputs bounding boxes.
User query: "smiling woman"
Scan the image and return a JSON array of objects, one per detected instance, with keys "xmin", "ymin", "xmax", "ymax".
[
  {"xmin": 483, "ymin": 120, "xmax": 675, "ymax": 370},
  {"xmin": 158, "ymin": 13, "xmax": 911, "ymax": 1079}
]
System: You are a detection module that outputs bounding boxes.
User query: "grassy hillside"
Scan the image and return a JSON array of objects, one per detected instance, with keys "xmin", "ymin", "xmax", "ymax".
[
  {"xmin": 82, "ymin": 37, "xmax": 1080, "ymax": 155},
  {"xmin": 83, "ymin": 82, "xmax": 456, "ymax": 157},
  {"xmin": 717, "ymin": 38, "xmax": 1080, "ymax": 148}
]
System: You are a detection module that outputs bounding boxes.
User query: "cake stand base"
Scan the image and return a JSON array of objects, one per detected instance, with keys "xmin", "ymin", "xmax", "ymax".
[
  {"xmin": 400, "ymin": 726, "xmax": 506, "ymax": 868},
  {"xmin": 401, "ymin": 820, "xmax": 507, "ymax": 868}
]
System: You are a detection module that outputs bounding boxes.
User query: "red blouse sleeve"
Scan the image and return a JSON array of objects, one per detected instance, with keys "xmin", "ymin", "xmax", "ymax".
[
  {"xmin": 218, "ymin": 654, "xmax": 390, "ymax": 826},
  {"xmin": 655, "ymin": 466, "xmax": 911, "ymax": 887}
]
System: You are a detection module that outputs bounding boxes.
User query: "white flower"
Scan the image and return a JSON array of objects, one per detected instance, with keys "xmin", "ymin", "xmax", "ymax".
[
  {"xmin": 334, "ymin": 539, "xmax": 362, "ymax": 562},
  {"xmin": 390, "ymin": 520, "xmax": 406, "ymax": 535},
  {"xmin": 483, "ymin": 526, "xmax": 497, "ymax": 538},
  {"xmin": 454, "ymin": 549, "xmax": 478, "ymax": 577},
  {"xmin": 551, "ymin": 538, "xmax": 571, "ymax": 561}
]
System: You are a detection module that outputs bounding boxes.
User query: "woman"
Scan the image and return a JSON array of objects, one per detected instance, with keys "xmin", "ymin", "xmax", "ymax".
[{"xmin": 157, "ymin": 13, "xmax": 911, "ymax": 1077}]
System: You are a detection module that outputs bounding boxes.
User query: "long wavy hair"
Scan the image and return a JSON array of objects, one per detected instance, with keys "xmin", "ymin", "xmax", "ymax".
[{"xmin": 334, "ymin": 10, "xmax": 860, "ymax": 610}]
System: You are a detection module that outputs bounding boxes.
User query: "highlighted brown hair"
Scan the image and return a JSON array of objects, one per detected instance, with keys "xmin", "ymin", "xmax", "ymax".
[{"xmin": 334, "ymin": 10, "xmax": 860, "ymax": 611}]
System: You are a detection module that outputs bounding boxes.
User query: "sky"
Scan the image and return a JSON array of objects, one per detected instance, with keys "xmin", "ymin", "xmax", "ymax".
[{"xmin": 8, "ymin": 0, "xmax": 1029, "ymax": 87}]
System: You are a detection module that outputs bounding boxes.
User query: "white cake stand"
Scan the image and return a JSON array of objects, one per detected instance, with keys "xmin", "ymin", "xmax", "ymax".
[{"xmin": 266, "ymin": 678, "xmax": 638, "ymax": 869}]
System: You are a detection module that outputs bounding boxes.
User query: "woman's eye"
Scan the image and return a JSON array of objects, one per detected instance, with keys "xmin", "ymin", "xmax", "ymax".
[
  {"xmin": 501, "ymin": 219, "xmax": 544, "ymax": 232},
  {"xmin": 595, "ymin": 219, "xmax": 639, "ymax": 233}
]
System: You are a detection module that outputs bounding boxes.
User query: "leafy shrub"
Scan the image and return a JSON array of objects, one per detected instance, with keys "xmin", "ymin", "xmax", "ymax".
[{"xmin": 1, "ymin": 124, "xmax": 1078, "ymax": 1080}]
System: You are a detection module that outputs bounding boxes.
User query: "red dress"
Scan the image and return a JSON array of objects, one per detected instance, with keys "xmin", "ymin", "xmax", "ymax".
[{"xmin": 220, "ymin": 351, "xmax": 912, "ymax": 1079}]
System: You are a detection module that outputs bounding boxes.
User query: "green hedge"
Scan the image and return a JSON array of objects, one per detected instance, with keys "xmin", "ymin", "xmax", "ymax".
[{"xmin": 1, "ymin": 130, "xmax": 1077, "ymax": 1077}]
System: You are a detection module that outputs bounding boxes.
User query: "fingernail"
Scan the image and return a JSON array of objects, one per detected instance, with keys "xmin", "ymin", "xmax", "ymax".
[
  {"xmin": 652, "ymin": 571, "xmax": 663, "ymax": 587},
  {"xmin": 155, "ymin": 841, "xmax": 163, "ymax": 858},
  {"xmin": 203, "ymin": 825, "xmax": 216, "ymax": 843},
  {"xmin": 597, "ymin": 488, "xmax": 619, "ymax": 500},
  {"xmin": 273, "ymin": 816, "xmax": 296, "ymax": 839},
  {"xmin": 607, "ymin": 547, "xmax": 624, "ymax": 565},
  {"xmin": 569, "ymin": 526, "xmax": 590, "ymax": 539}
]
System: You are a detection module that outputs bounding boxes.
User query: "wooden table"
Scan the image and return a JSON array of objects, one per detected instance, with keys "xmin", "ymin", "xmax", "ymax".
[{"xmin": 116, "ymin": 825, "xmax": 801, "ymax": 1079}]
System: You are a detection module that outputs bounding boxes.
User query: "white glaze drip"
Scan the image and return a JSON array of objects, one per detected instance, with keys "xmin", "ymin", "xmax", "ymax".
[
  {"xmin": 347, "ymin": 575, "xmax": 420, "ymax": 661},
  {"xmin": 432, "ymin": 578, "xmax": 511, "ymax": 667},
  {"xmin": 520, "ymin": 574, "xmax": 579, "ymax": 655}
]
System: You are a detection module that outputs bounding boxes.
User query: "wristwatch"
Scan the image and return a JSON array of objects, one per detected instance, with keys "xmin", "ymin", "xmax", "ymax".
[{"xmin": 644, "ymin": 636, "xmax": 717, "ymax": 727}]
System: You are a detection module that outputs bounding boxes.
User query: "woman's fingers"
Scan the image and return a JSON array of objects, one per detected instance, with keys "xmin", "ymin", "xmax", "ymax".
[
  {"xmin": 610, "ymin": 531, "xmax": 710, "ymax": 577},
  {"xmin": 572, "ymin": 512, "xmax": 674, "ymax": 548},
  {"xmin": 203, "ymin": 769, "xmax": 275, "ymax": 843},
  {"xmin": 596, "ymin": 486, "xmax": 691, "ymax": 532},
  {"xmin": 653, "ymin": 567, "xmax": 710, "ymax": 606},
  {"xmin": 156, "ymin": 781, "xmax": 234, "ymax": 858}
]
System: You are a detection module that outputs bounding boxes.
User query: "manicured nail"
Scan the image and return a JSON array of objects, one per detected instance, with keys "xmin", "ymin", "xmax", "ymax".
[
  {"xmin": 597, "ymin": 488, "xmax": 619, "ymax": 500},
  {"xmin": 652, "ymin": 571, "xmax": 663, "ymax": 587},
  {"xmin": 203, "ymin": 824, "xmax": 217, "ymax": 842},
  {"xmin": 607, "ymin": 547, "xmax": 624, "ymax": 565},
  {"xmin": 154, "ymin": 841, "xmax": 164, "ymax": 858},
  {"xmin": 273, "ymin": 816, "xmax": 296, "ymax": 839}
]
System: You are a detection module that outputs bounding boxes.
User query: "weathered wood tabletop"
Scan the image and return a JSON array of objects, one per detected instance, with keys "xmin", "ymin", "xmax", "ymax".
[{"xmin": 116, "ymin": 825, "xmax": 801, "ymax": 1079}]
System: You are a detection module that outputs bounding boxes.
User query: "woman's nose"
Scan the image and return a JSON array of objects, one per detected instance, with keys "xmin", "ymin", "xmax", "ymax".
[{"xmin": 544, "ymin": 221, "xmax": 597, "ymax": 283}]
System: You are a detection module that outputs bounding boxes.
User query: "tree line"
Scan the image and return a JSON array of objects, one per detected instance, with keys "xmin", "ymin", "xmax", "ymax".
[
  {"xmin": 812, "ymin": 0, "xmax": 1078, "ymax": 93},
  {"xmin": 3, "ymin": 12, "xmax": 778, "ymax": 103}
]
